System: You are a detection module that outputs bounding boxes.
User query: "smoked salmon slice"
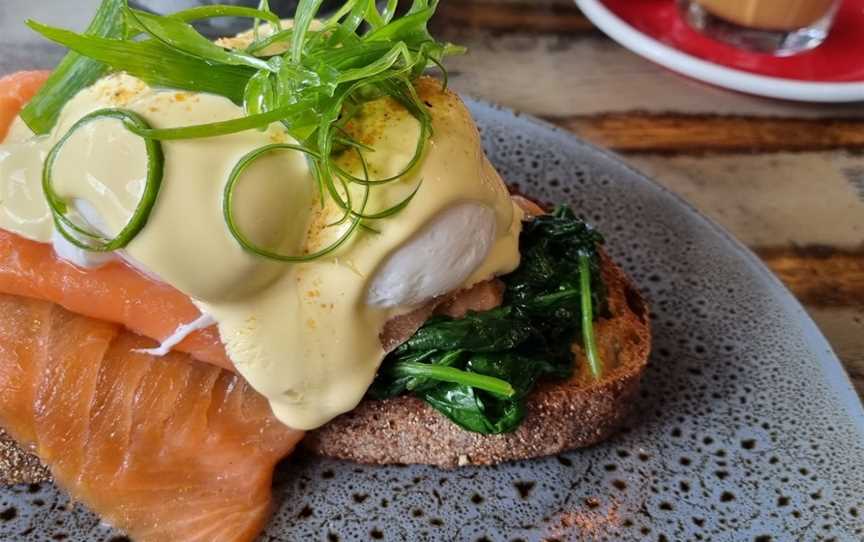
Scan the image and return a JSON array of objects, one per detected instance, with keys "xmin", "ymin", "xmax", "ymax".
[
  {"xmin": 0, "ymin": 71, "xmax": 231, "ymax": 369},
  {"xmin": 0, "ymin": 230, "xmax": 232, "ymax": 370},
  {"xmin": 0, "ymin": 71, "xmax": 504, "ymax": 373},
  {"xmin": 0, "ymin": 293, "xmax": 303, "ymax": 542},
  {"xmin": 0, "ymin": 71, "xmax": 50, "ymax": 141},
  {"xmin": 1, "ymin": 77, "xmax": 304, "ymax": 541}
]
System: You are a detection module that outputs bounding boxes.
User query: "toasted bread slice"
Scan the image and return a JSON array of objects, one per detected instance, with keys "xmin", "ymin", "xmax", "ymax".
[
  {"xmin": 304, "ymin": 251, "xmax": 651, "ymax": 468},
  {"xmin": 0, "ymin": 250, "xmax": 648, "ymax": 483},
  {"xmin": 0, "ymin": 429, "xmax": 48, "ymax": 484},
  {"xmin": 0, "ymin": 250, "xmax": 649, "ymax": 483}
]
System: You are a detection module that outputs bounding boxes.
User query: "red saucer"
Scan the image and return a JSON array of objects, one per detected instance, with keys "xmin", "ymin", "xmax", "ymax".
[{"xmin": 601, "ymin": 0, "xmax": 864, "ymax": 82}]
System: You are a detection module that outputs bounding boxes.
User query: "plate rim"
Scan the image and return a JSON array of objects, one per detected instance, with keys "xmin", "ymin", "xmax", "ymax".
[
  {"xmin": 466, "ymin": 96, "xmax": 864, "ymax": 431},
  {"xmin": 574, "ymin": 0, "xmax": 864, "ymax": 103},
  {"xmin": 0, "ymin": 95, "xmax": 862, "ymax": 540}
]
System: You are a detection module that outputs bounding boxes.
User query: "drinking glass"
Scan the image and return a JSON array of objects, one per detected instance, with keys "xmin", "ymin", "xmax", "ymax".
[{"xmin": 678, "ymin": 0, "xmax": 842, "ymax": 56}]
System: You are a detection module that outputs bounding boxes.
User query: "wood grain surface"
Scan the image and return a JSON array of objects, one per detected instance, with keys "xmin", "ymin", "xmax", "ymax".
[
  {"xmin": 758, "ymin": 247, "xmax": 864, "ymax": 308},
  {"xmin": 556, "ymin": 114, "xmax": 864, "ymax": 153},
  {"xmin": 436, "ymin": 1, "xmax": 593, "ymax": 33},
  {"xmin": 436, "ymin": 0, "xmax": 864, "ymax": 398}
]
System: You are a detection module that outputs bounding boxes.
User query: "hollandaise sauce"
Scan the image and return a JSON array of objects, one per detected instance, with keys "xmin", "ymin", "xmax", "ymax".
[{"xmin": 0, "ymin": 74, "xmax": 522, "ymax": 429}]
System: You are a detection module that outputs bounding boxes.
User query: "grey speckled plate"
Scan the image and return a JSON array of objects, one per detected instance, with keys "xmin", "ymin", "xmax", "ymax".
[
  {"xmin": 2, "ymin": 5, "xmax": 864, "ymax": 542},
  {"xmin": 1, "ymin": 100, "xmax": 863, "ymax": 542}
]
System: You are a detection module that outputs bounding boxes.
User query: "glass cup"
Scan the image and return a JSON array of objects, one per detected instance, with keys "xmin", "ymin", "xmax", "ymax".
[{"xmin": 678, "ymin": 0, "xmax": 842, "ymax": 56}]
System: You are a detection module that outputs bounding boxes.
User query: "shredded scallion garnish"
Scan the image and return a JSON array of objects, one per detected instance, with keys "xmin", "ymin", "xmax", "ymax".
[
  {"xmin": 579, "ymin": 252, "xmax": 603, "ymax": 379},
  {"xmin": 390, "ymin": 362, "xmax": 516, "ymax": 399},
  {"xmin": 29, "ymin": 0, "xmax": 461, "ymax": 262},
  {"xmin": 222, "ymin": 143, "xmax": 366, "ymax": 262},
  {"xmin": 42, "ymin": 108, "xmax": 164, "ymax": 252},
  {"xmin": 20, "ymin": 0, "xmax": 126, "ymax": 134}
]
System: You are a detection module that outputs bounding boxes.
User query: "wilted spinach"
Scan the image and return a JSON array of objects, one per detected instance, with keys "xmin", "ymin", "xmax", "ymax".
[{"xmin": 369, "ymin": 206, "xmax": 607, "ymax": 434}]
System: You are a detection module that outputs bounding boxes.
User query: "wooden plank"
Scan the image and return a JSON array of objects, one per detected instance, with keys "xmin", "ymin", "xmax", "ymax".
[
  {"xmin": 808, "ymin": 307, "xmax": 864, "ymax": 398},
  {"xmin": 757, "ymin": 247, "xmax": 864, "ymax": 309},
  {"xmin": 554, "ymin": 114, "xmax": 864, "ymax": 153},
  {"xmin": 440, "ymin": 31, "xmax": 864, "ymax": 119},
  {"xmin": 434, "ymin": 1, "xmax": 593, "ymax": 34},
  {"xmin": 624, "ymin": 150, "xmax": 864, "ymax": 391},
  {"xmin": 624, "ymin": 151, "xmax": 864, "ymax": 388},
  {"xmin": 625, "ymin": 152, "xmax": 864, "ymax": 249}
]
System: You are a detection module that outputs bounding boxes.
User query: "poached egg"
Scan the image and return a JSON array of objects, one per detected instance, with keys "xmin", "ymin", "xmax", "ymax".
[{"xmin": 0, "ymin": 73, "xmax": 521, "ymax": 429}]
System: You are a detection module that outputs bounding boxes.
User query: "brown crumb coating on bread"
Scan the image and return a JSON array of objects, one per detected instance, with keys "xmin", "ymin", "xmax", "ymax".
[
  {"xmin": 0, "ymin": 254, "xmax": 648, "ymax": 481},
  {"xmin": 305, "ymin": 251, "xmax": 651, "ymax": 468},
  {"xmin": 0, "ymin": 430, "xmax": 49, "ymax": 485},
  {"xmin": 0, "ymin": 248, "xmax": 649, "ymax": 481}
]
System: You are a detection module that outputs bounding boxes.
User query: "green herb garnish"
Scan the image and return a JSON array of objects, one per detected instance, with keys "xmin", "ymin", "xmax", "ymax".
[
  {"xmin": 42, "ymin": 108, "xmax": 164, "ymax": 252},
  {"xmin": 223, "ymin": 143, "xmax": 365, "ymax": 262},
  {"xmin": 579, "ymin": 251, "xmax": 602, "ymax": 379},
  {"xmin": 23, "ymin": 2, "xmax": 608, "ymax": 436},
  {"xmin": 28, "ymin": 0, "xmax": 461, "ymax": 260},
  {"xmin": 20, "ymin": 0, "xmax": 126, "ymax": 134},
  {"xmin": 371, "ymin": 207, "xmax": 607, "ymax": 434}
]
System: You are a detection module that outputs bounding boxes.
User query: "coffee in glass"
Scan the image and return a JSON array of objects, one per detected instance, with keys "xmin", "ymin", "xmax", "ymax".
[{"xmin": 679, "ymin": 0, "xmax": 841, "ymax": 55}]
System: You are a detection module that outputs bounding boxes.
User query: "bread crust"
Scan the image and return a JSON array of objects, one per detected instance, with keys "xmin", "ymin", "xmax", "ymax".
[
  {"xmin": 304, "ymin": 251, "xmax": 651, "ymax": 468},
  {"xmin": 0, "ymin": 252, "xmax": 649, "ymax": 482}
]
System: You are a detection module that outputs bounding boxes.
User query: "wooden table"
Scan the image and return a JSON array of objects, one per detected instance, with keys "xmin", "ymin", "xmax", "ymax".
[{"xmin": 432, "ymin": 0, "xmax": 864, "ymax": 398}]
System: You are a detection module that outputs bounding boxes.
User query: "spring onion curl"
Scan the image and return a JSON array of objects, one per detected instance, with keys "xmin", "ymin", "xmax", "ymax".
[
  {"xmin": 125, "ymin": 105, "xmax": 309, "ymax": 140},
  {"xmin": 42, "ymin": 108, "xmax": 164, "ymax": 252},
  {"xmin": 29, "ymin": 0, "xmax": 463, "ymax": 261},
  {"xmin": 579, "ymin": 251, "xmax": 603, "ymax": 379},
  {"xmin": 224, "ymin": 144, "xmax": 368, "ymax": 262}
]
